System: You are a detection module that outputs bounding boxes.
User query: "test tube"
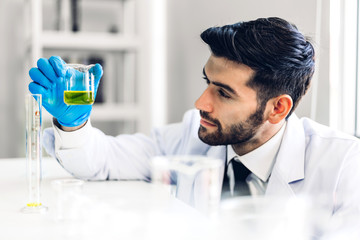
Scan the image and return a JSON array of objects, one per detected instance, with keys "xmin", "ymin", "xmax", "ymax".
[{"xmin": 21, "ymin": 94, "xmax": 47, "ymax": 213}]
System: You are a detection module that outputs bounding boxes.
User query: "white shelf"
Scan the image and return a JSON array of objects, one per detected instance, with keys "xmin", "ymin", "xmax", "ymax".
[
  {"xmin": 28, "ymin": 0, "xmax": 154, "ymax": 134},
  {"xmin": 41, "ymin": 31, "xmax": 140, "ymax": 51}
]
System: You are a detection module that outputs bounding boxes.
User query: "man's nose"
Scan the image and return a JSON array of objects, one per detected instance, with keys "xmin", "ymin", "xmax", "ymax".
[{"xmin": 195, "ymin": 88, "xmax": 213, "ymax": 112}]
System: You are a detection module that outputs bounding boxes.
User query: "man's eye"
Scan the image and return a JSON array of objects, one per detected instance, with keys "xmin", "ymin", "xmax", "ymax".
[{"xmin": 218, "ymin": 89, "xmax": 230, "ymax": 99}]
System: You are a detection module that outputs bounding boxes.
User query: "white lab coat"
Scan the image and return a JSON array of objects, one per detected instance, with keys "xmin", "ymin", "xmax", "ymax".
[{"xmin": 43, "ymin": 109, "xmax": 360, "ymax": 228}]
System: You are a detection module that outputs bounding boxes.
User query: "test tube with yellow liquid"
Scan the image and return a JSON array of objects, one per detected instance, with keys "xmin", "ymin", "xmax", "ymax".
[
  {"xmin": 22, "ymin": 94, "xmax": 47, "ymax": 213},
  {"xmin": 64, "ymin": 64, "xmax": 95, "ymax": 105}
]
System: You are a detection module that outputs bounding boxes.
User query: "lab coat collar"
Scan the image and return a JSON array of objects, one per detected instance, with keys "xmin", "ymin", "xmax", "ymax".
[
  {"xmin": 206, "ymin": 145, "xmax": 227, "ymax": 163},
  {"xmin": 266, "ymin": 113, "xmax": 305, "ymax": 196}
]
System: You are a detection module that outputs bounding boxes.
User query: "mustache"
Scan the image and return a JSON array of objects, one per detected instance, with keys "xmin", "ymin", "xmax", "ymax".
[{"xmin": 199, "ymin": 111, "xmax": 220, "ymax": 126}]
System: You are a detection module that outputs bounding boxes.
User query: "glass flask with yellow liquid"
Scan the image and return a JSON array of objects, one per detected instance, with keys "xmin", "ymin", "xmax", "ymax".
[{"xmin": 64, "ymin": 64, "xmax": 95, "ymax": 105}]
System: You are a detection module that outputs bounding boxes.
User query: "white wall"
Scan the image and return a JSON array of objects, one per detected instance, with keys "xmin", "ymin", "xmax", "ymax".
[
  {"xmin": 0, "ymin": 0, "xmax": 28, "ymax": 158},
  {"xmin": 166, "ymin": 0, "xmax": 330, "ymax": 125},
  {"xmin": 0, "ymin": 0, "xmax": 331, "ymax": 158}
]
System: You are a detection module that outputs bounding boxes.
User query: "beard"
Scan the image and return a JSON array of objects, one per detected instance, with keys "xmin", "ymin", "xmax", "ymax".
[{"xmin": 198, "ymin": 105, "xmax": 265, "ymax": 146}]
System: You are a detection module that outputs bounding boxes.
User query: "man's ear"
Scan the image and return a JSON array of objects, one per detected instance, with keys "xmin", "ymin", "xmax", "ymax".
[{"xmin": 267, "ymin": 94, "xmax": 293, "ymax": 124}]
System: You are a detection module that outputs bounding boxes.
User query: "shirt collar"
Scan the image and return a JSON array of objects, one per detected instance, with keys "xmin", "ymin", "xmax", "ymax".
[{"xmin": 226, "ymin": 122, "xmax": 287, "ymax": 182}]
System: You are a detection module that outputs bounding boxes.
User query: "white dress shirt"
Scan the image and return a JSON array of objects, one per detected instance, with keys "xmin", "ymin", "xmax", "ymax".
[{"xmin": 226, "ymin": 122, "xmax": 286, "ymax": 195}]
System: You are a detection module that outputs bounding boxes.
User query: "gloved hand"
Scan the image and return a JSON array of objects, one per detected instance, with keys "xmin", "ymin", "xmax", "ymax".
[{"xmin": 28, "ymin": 56, "xmax": 103, "ymax": 127}]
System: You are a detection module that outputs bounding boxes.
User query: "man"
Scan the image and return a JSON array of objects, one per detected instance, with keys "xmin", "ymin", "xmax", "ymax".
[{"xmin": 29, "ymin": 17, "xmax": 360, "ymax": 228}]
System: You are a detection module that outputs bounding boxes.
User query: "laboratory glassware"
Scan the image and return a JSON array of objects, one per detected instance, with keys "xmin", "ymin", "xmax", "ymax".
[
  {"xmin": 151, "ymin": 155, "xmax": 222, "ymax": 216},
  {"xmin": 64, "ymin": 64, "xmax": 95, "ymax": 105},
  {"xmin": 52, "ymin": 178, "xmax": 84, "ymax": 221},
  {"xmin": 21, "ymin": 94, "xmax": 47, "ymax": 213},
  {"xmin": 217, "ymin": 196, "xmax": 311, "ymax": 239}
]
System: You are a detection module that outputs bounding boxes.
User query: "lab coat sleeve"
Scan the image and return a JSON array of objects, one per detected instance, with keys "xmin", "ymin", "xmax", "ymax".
[
  {"xmin": 330, "ymin": 141, "xmax": 360, "ymax": 233},
  {"xmin": 42, "ymin": 110, "xmax": 204, "ymax": 181}
]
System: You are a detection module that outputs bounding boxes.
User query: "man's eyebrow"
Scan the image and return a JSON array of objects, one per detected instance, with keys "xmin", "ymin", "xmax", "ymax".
[{"xmin": 202, "ymin": 67, "xmax": 237, "ymax": 95}]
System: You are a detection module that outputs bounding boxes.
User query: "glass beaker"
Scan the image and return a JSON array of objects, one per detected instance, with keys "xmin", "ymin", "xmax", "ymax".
[
  {"xmin": 64, "ymin": 64, "xmax": 95, "ymax": 105},
  {"xmin": 52, "ymin": 178, "xmax": 85, "ymax": 221},
  {"xmin": 151, "ymin": 155, "xmax": 223, "ymax": 217},
  {"xmin": 216, "ymin": 196, "xmax": 319, "ymax": 240}
]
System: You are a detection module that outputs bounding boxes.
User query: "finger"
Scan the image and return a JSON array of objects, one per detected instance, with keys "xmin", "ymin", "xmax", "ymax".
[
  {"xmin": 49, "ymin": 56, "xmax": 67, "ymax": 78},
  {"xmin": 90, "ymin": 63, "xmax": 103, "ymax": 87},
  {"xmin": 37, "ymin": 58, "xmax": 58, "ymax": 83},
  {"xmin": 29, "ymin": 68, "xmax": 54, "ymax": 90},
  {"xmin": 66, "ymin": 67, "xmax": 76, "ymax": 79},
  {"xmin": 28, "ymin": 82, "xmax": 51, "ymax": 99}
]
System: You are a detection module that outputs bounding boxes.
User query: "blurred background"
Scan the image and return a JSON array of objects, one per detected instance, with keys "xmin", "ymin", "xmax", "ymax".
[{"xmin": 0, "ymin": 0, "xmax": 358, "ymax": 158}]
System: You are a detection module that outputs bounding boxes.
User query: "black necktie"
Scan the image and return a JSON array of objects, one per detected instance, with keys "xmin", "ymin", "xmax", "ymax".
[{"xmin": 221, "ymin": 158, "xmax": 251, "ymax": 199}]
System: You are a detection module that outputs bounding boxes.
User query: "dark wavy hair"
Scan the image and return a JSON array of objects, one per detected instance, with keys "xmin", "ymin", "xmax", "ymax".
[{"xmin": 200, "ymin": 17, "xmax": 315, "ymax": 117}]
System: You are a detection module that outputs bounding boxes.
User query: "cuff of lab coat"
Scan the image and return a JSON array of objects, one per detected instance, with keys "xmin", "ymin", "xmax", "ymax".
[{"xmin": 52, "ymin": 118, "xmax": 92, "ymax": 151}]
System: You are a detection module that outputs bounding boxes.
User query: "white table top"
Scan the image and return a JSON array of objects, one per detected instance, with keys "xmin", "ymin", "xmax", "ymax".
[
  {"xmin": 0, "ymin": 158, "xmax": 217, "ymax": 240},
  {"xmin": 4, "ymin": 158, "xmax": 349, "ymax": 240}
]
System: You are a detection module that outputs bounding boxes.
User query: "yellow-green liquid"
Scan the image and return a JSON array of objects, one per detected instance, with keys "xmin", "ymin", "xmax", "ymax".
[{"xmin": 64, "ymin": 91, "xmax": 94, "ymax": 105}]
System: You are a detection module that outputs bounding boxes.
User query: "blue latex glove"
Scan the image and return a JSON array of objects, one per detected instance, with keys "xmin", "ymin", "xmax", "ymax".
[{"xmin": 28, "ymin": 56, "xmax": 103, "ymax": 127}]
